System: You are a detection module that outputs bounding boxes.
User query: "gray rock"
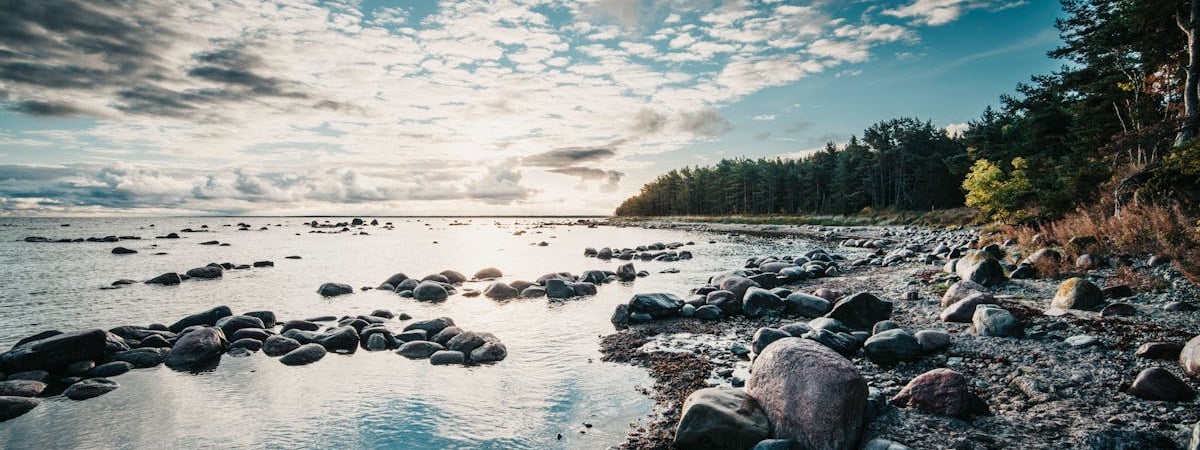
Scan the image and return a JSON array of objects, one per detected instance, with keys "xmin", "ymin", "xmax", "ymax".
[
  {"xmin": 940, "ymin": 280, "xmax": 989, "ymax": 308},
  {"xmin": 144, "ymin": 272, "xmax": 182, "ymax": 285},
  {"xmin": 473, "ymin": 267, "xmax": 503, "ymax": 279},
  {"xmin": 779, "ymin": 322, "xmax": 811, "ymax": 337},
  {"xmin": 973, "ymin": 305, "xmax": 1022, "ymax": 338},
  {"xmin": 483, "ymin": 282, "xmax": 519, "ymax": 300},
  {"xmin": 430, "ymin": 350, "xmax": 466, "ymax": 365},
  {"xmin": 746, "ymin": 338, "xmax": 866, "ymax": 449},
  {"xmin": 863, "ymin": 329, "xmax": 923, "ymax": 365},
  {"xmin": 397, "ymin": 341, "xmax": 445, "ymax": 359},
  {"xmin": 470, "ymin": 341, "xmax": 507, "ymax": 363},
  {"xmin": 0, "ymin": 380, "xmax": 46, "ymax": 397},
  {"xmin": 611, "ymin": 304, "xmax": 631, "ymax": 329},
  {"xmin": 742, "ymin": 288, "xmax": 785, "ymax": 318},
  {"xmin": 872, "ymin": 320, "xmax": 900, "ymax": 335},
  {"xmin": 939, "ymin": 292, "xmax": 995, "ymax": 323},
  {"xmin": 617, "ymin": 262, "xmax": 637, "ymax": 281},
  {"xmin": 185, "ymin": 266, "xmax": 222, "ymax": 279},
  {"xmin": 719, "ymin": 276, "xmax": 760, "ymax": 301},
  {"xmin": 231, "ymin": 328, "xmax": 270, "ymax": 342},
  {"xmin": 164, "ymin": 327, "xmax": 226, "ymax": 369},
  {"xmin": 1127, "ymin": 367, "xmax": 1195, "ymax": 401},
  {"xmin": 67, "ymin": 361, "xmax": 95, "ymax": 376},
  {"xmin": 366, "ymin": 333, "xmax": 389, "ymax": 351},
  {"xmin": 1051, "ymin": 277, "xmax": 1105, "ymax": 311},
  {"xmin": 680, "ymin": 304, "xmax": 697, "ymax": 317},
  {"xmin": 1103, "ymin": 302, "xmax": 1136, "ymax": 317},
  {"xmin": 891, "ymin": 368, "xmax": 971, "ymax": 417},
  {"xmin": 229, "ymin": 338, "xmax": 263, "ymax": 352},
  {"xmin": 168, "ymin": 306, "xmax": 233, "ymax": 332},
  {"xmin": 431, "ymin": 327, "xmax": 462, "ymax": 345},
  {"xmin": 545, "ymin": 279, "xmax": 575, "ymax": 299},
  {"xmin": 954, "ymin": 250, "xmax": 1006, "ymax": 287},
  {"xmin": 628, "ymin": 293, "xmax": 685, "ymax": 319},
  {"xmin": 412, "ymin": 281, "xmax": 449, "ymax": 301},
  {"xmin": 399, "ymin": 331, "xmax": 429, "ymax": 344},
  {"xmin": 673, "ymin": 387, "xmax": 770, "ymax": 450},
  {"xmin": 784, "ymin": 293, "xmax": 832, "ymax": 317},
  {"xmin": 279, "ymin": 343, "xmax": 327, "ymax": 365},
  {"xmin": 520, "ymin": 286, "xmax": 546, "ymax": 298},
  {"xmin": 89, "ymin": 361, "xmax": 133, "ymax": 378},
  {"xmin": 113, "ymin": 348, "xmax": 168, "ymax": 368},
  {"xmin": 1065, "ymin": 334, "xmax": 1101, "ymax": 348},
  {"xmin": 706, "ymin": 290, "xmax": 742, "ymax": 316},
  {"xmin": 280, "ymin": 320, "xmax": 320, "ymax": 334},
  {"xmin": 6, "ymin": 370, "xmax": 50, "ymax": 383},
  {"xmin": 752, "ymin": 328, "xmax": 791, "ymax": 355},
  {"xmin": 695, "ymin": 305, "xmax": 722, "ymax": 321},
  {"xmin": 316, "ymin": 326, "xmax": 359, "ymax": 353},
  {"xmin": 316, "ymin": 282, "xmax": 354, "ymax": 297},
  {"xmin": 439, "ymin": 270, "xmax": 468, "ymax": 284},
  {"xmin": 826, "ymin": 292, "xmax": 893, "ymax": 330},
  {"xmin": 63, "ymin": 378, "xmax": 118, "ymax": 400},
  {"xmin": 0, "ymin": 396, "xmax": 39, "ymax": 422},
  {"xmin": 1136, "ymin": 342, "xmax": 1183, "ymax": 360},
  {"xmin": 447, "ymin": 331, "xmax": 497, "ymax": 355},
  {"xmin": 572, "ymin": 282, "xmax": 598, "ymax": 296},
  {"xmin": 216, "ymin": 315, "xmax": 265, "ymax": 339},
  {"xmin": 915, "ymin": 330, "xmax": 951, "ymax": 352},
  {"xmin": 801, "ymin": 329, "xmax": 860, "ymax": 357},
  {"xmin": 403, "ymin": 317, "xmax": 455, "ymax": 336},
  {"xmin": 0, "ymin": 329, "xmax": 110, "ymax": 373}
]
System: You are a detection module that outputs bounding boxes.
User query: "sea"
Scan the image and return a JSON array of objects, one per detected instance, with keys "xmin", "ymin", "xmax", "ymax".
[{"xmin": 0, "ymin": 217, "xmax": 827, "ymax": 449}]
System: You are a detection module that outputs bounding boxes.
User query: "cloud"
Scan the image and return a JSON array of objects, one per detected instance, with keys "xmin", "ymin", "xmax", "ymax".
[
  {"xmin": 548, "ymin": 167, "xmax": 625, "ymax": 192},
  {"xmin": 677, "ymin": 108, "xmax": 733, "ymax": 137},
  {"xmin": 945, "ymin": 122, "xmax": 969, "ymax": 138},
  {"xmin": 632, "ymin": 108, "xmax": 668, "ymax": 134},
  {"xmin": 884, "ymin": 0, "xmax": 1019, "ymax": 26},
  {"xmin": 752, "ymin": 114, "xmax": 776, "ymax": 121},
  {"xmin": 524, "ymin": 147, "xmax": 618, "ymax": 167},
  {"xmin": 466, "ymin": 161, "xmax": 535, "ymax": 205}
]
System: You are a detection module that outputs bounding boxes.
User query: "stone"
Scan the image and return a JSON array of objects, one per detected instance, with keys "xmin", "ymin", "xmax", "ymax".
[
  {"xmin": 316, "ymin": 282, "xmax": 354, "ymax": 297},
  {"xmin": 954, "ymin": 250, "xmax": 1007, "ymax": 287},
  {"xmin": 543, "ymin": 279, "xmax": 574, "ymax": 299},
  {"xmin": 216, "ymin": 315, "xmax": 265, "ymax": 339},
  {"xmin": 973, "ymin": 305, "xmax": 1022, "ymax": 338},
  {"xmin": 1024, "ymin": 248, "xmax": 1062, "ymax": 266},
  {"xmin": 673, "ymin": 387, "xmax": 770, "ymax": 450},
  {"xmin": 164, "ymin": 327, "xmax": 226, "ymax": 369},
  {"xmin": 144, "ymin": 272, "xmax": 182, "ymax": 285},
  {"xmin": 1100, "ymin": 303, "xmax": 1137, "ymax": 317},
  {"xmin": 430, "ymin": 350, "xmax": 466, "ymax": 365},
  {"xmin": 940, "ymin": 280, "xmax": 989, "ymax": 308},
  {"xmin": 572, "ymin": 282, "xmax": 597, "ymax": 297},
  {"xmin": 680, "ymin": 304, "xmax": 696, "ymax": 317},
  {"xmin": 243, "ymin": 311, "xmax": 276, "ymax": 328},
  {"xmin": 403, "ymin": 317, "xmax": 455, "ymax": 336},
  {"xmin": 112, "ymin": 247, "xmax": 137, "ymax": 254},
  {"xmin": 412, "ymin": 281, "xmax": 449, "ymax": 301},
  {"xmin": 1065, "ymin": 334, "xmax": 1101, "ymax": 348},
  {"xmin": 1127, "ymin": 367, "xmax": 1196, "ymax": 401},
  {"xmin": 90, "ymin": 361, "xmax": 133, "ymax": 378},
  {"xmin": 0, "ymin": 397, "xmax": 39, "ymax": 422},
  {"xmin": 0, "ymin": 380, "xmax": 46, "ymax": 397},
  {"xmin": 63, "ymin": 378, "xmax": 119, "ymax": 400},
  {"xmin": 745, "ymin": 338, "xmax": 867, "ymax": 449},
  {"xmin": 473, "ymin": 267, "xmax": 503, "ymax": 279},
  {"xmin": 779, "ymin": 322, "xmax": 811, "ymax": 337},
  {"xmin": 1102, "ymin": 285, "xmax": 1134, "ymax": 299},
  {"xmin": 470, "ymin": 341, "xmax": 507, "ymax": 363},
  {"xmin": 397, "ymin": 341, "xmax": 446, "ymax": 359},
  {"xmin": 113, "ymin": 348, "xmax": 168, "ymax": 368},
  {"xmin": 280, "ymin": 343, "xmax": 327, "ymax": 365},
  {"xmin": 752, "ymin": 328, "xmax": 791, "ymax": 355},
  {"xmin": 915, "ymin": 330, "xmax": 952, "ymax": 352},
  {"xmin": 1, "ymin": 329, "xmax": 110, "ymax": 373},
  {"xmin": 862, "ymin": 439, "xmax": 913, "ymax": 450},
  {"xmin": 439, "ymin": 270, "xmax": 468, "ymax": 284},
  {"xmin": 891, "ymin": 368, "xmax": 971, "ymax": 417},
  {"xmin": 379, "ymin": 273, "xmax": 410, "ymax": 289},
  {"xmin": 719, "ymin": 276, "xmax": 760, "ymax": 301},
  {"xmin": 520, "ymin": 286, "xmax": 546, "ymax": 298},
  {"xmin": 826, "ymin": 292, "xmax": 893, "ymax": 330},
  {"xmin": 366, "ymin": 334, "xmax": 389, "ymax": 351},
  {"xmin": 316, "ymin": 326, "xmax": 359, "ymax": 353},
  {"xmin": 280, "ymin": 320, "xmax": 320, "ymax": 334},
  {"xmin": 1136, "ymin": 342, "xmax": 1183, "ymax": 360},
  {"xmin": 617, "ymin": 262, "xmax": 637, "ymax": 282},
  {"xmin": 483, "ymin": 282, "xmax": 519, "ymax": 300},
  {"xmin": 863, "ymin": 329, "xmax": 923, "ymax": 365},
  {"xmin": 1181, "ymin": 335, "xmax": 1200, "ymax": 379},
  {"xmin": 1051, "ymin": 277, "xmax": 1105, "ymax": 311},
  {"xmin": 742, "ymin": 288, "xmax": 785, "ymax": 318},
  {"xmin": 431, "ymin": 327, "xmax": 463, "ymax": 345},
  {"xmin": 231, "ymin": 328, "xmax": 270, "ymax": 342},
  {"xmin": 185, "ymin": 266, "xmax": 222, "ymax": 279},
  {"xmin": 6, "ymin": 370, "xmax": 49, "ymax": 383},
  {"xmin": 628, "ymin": 293, "xmax": 685, "ymax": 319},
  {"xmin": 610, "ymin": 304, "xmax": 631, "ymax": 329},
  {"xmin": 229, "ymin": 338, "xmax": 263, "ymax": 352},
  {"xmin": 872, "ymin": 321, "xmax": 900, "ymax": 335},
  {"xmin": 706, "ymin": 290, "xmax": 742, "ymax": 316},
  {"xmin": 695, "ymin": 305, "xmax": 722, "ymax": 321},
  {"xmin": 939, "ymin": 292, "xmax": 996, "ymax": 323},
  {"xmin": 67, "ymin": 360, "xmax": 95, "ymax": 376},
  {"xmin": 784, "ymin": 293, "xmax": 832, "ymax": 317},
  {"xmin": 168, "ymin": 306, "xmax": 233, "ymax": 333}
]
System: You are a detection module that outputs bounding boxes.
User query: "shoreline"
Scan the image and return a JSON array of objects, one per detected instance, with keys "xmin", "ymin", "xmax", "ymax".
[{"xmin": 600, "ymin": 220, "xmax": 1200, "ymax": 449}]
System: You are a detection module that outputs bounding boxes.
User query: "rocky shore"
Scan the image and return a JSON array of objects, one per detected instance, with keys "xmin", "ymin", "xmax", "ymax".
[{"xmin": 602, "ymin": 220, "xmax": 1200, "ymax": 449}]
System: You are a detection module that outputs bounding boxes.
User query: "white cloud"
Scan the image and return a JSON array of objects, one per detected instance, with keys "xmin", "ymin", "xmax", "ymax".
[
  {"xmin": 752, "ymin": 114, "xmax": 776, "ymax": 121},
  {"xmin": 945, "ymin": 122, "xmax": 969, "ymax": 138}
]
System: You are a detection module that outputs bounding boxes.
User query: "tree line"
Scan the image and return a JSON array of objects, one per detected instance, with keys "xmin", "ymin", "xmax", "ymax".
[{"xmin": 616, "ymin": 0, "xmax": 1200, "ymax": 221}]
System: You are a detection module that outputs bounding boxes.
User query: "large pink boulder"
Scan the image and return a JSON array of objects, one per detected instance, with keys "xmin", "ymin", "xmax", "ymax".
[
  {"xmin": 891, "ymin": 368, "xmax": 970, "ymax": 417},
  {"xmin": 746, "ymin": 338, "xmax": 867, "ymax": 450}
]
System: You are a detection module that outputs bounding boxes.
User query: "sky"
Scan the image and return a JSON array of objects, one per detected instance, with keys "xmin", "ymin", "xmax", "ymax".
[{"xmin": 0, "ymin": 0, "xmax": 1063, "ymax": 216}]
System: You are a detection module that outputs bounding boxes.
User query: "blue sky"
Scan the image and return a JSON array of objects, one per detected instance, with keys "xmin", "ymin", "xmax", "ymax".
[{"xmin": 0, "ymin": 0, "xmax": 1061, "ymax": 216}]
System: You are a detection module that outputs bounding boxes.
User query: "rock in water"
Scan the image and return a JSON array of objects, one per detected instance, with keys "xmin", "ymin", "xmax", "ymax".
[
  {"xmin": 470, "ymin": 342, "xmax": 507, "ymax": 363},
  {"xmin": 1127, "ymin": 367, "xmax": 1196, "ymax": 401},
  {"xmin": 316, "ymin": 282, "xmax": 354, "ymax": 297},
  {"xmin": 826, "ymin": 292, "xmax": 893, "ymax": 330},
  {"xmin": 403, "ymin": 317, "xmax": 455, "ymax": 336},
  {"xmin": 164, "ymin": 327, "xmax": 226, "ymax": 369},
  {"xmin": 0, "ymin": 380, "xmax": 46, "ymax": 397},
  {"xmin": 954, "ymin": 250, "xmax": 1007, "ymax": 287},
  {"xmin": 483, "ymin": 282, "xmax": 519, "ymax": 300},
  {"xmin": 412, "ymin": 281, "xmax": 449, "ymax": 301},
  {"xmin": 891, "ymin": 368, "xmax": 971, "ymax": 417},
  {"xmin": 0, "ymin": 397, "xmax": 39, "ymax": 422},
  {"xmin": 280, "ymin": 343, "xmax": 327, "ymax": 365},
  {"xmin": 1051, "ymin": 277, "xmax": 1105, "ymax": 311},
  {"xmin": 745, "ymin": 338, "xmax": 867, "ymax": 449},
  {"xmin": 168, "ymin": 306, "xmax": 232, "ymax": 333},
  {"xmin": 90, "ymin": 361, "xmax": 133, "ymax": 378},
  {"xmin": 63, "ymin": 378, "xmax": 119, "ymax": 400},
  {"xmin": 216, "ymin": 315, "xmax": 265, "ymax": 339},
  {"xmin": 0, "ymin": 329, "xmax": 109, "ymax": 373},
  {"xmin": 397, "ymin": 341, "xmax": 445, "ymax": 359},
  {"xmin": 673, "ymin": 387, "xmax": 770, "ymax": 450},
  {"xmin": 113, "ymin": 348, "xmax": 168, "ymax": 368},
  {"xmin": 628, "ymin": 293, "xmax": 685, "ymax": 319},
  {"xmin": 617, "ymin": 263, "xmax": 637, "ymax": 281},
  {"xmin": 430, "ymin": 350, "xmax": 466, "ymax": 365},
  {"xmin": 144, "ymin": 272, "xmax": 182, "ymax": 285},
  {"xmin": 863, "ymin": 329, "xmax": 922, "ymax": 366},
  {"xmin": 474, "ymin": 267, "xmax": 503, "ymax": 279}
]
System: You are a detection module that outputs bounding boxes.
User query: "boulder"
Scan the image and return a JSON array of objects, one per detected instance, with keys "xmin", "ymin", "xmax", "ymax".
[
  {"xmin": 112, "ymin": 247, "xmax": 137, "ymax": 255},
  {"xmin": 412, "ymin": 281, "xmax": 449, "ymax": 301},
  {"xmin": 113, "ymin": 348, "xmax": 168, "ymax": 368},
  {"xmin": 474, "ymin": 268, "xmax": 503, "ymax": 279},
  {"xmin": 520, "ymin": 286, "xmax": 546, "ymax": 298},
  {"xmin": 144, "ymin": 273, "xmax": 182, "ymax": 285},
  {"xmin": 229, "ymin": 338, "xmax": 263, "ymax": 352},
  {"xmin": 446, "ymin": 331, "xmax": 488, "ymax": 355},
  {"xmin": 1, "ymin": 329, "xmax": 110, "ymax": 373},
  {"xmin": 743, "ymin": 288, "xmax": 785, "ymax": 318},
  {"xmin": 862, "ymin": 329, "xmax": 923, "ymax": 365},
  {"xmin": 784, "ymin": 293, "xmax": 831, "ymax": 317},
  {"xmin": 617, "ymin": 263, "xmax": 637, "ymax": 282},
  {"xmin": 262, "ymin": 335, "xmax": 302, "ymax": 357},
  {"xmin": 673, "ymin": 387, "xmax": 770, "ymax": 450},
  {"xmin": 629, "ymin": 293, "xmax": 685, "ymax": 319},
  {"xmin": 470, "ymin": 341, "xmax": 507, "ymax": 363},
  {"xmin": 63, "ymin": 378, "xmax": 119, "ymax": 400},
  {"xmin": 940, "ymin": 280, "xmax": 989, "ymax": 308},
  {"xmin": 431, "ymin": 327, "xmax": 463, "ymax": 346},
  {"xmin": 826, "ymin": 292, "xmax": 893, "ymax": 330},
  {"xmin": 439, "ymin": 270, "xmax": 468, "ymax": 284},
  {"xmin": 403, "ymin": 317, "xmax": 455, "ymax": 336},
  {"xmin": 973, "ymin": 305, "xmax": 1022, "ymax": 338},
  {"xmin": 430, "ymin": 350, "xmax": 466, "ymax": 365},
  {"xmin": 801, "ymin": 329, "xmax": 860, "ymax": 358},
  {"xmin": 695, "ymin": 305, "xmax": 723, "ymax": 321},
  {"xmin": 231, "ymin": 328, "xmax": 270, "ymax": 342},
  {"xmin": 185, "ymin": 266, "xmax": 222, "ymax": 279},
  {"xmin": 1183, "ymin": 335, "xmax": 1200, "ymax": 379},
  {"xmin": 746, "ymin": 338, "xmax": 867, "ymax": 449},
  {"xmin": 915, "ymin": 330, "xmax": 952, "ymax": 352},
  {"xmin": 545, "ymin": 279, "xmax": 575, "ymax": 299},
  {"xmin": 397, "ymin": 341, "xmax": 445, "ymax": 359},
  {"xmin": 1136, "ymin": 342, "xmax": 1183, "ymax": 360},
  {"xmin": 939, "ymin": 292, "xmax": 995, "ymax": 323},
  {"xmin": 366, "ymin": 334, "xmax": 389, "ymax": 351},
  {"xmin": 164, "ymin": 327, "xmax": 226, "ymax": 369},
  {"xmin": 720, "ymin": 276, "xmax": 760, "ymax": 301},
  {"xmin": 1127, "ymin": 367, "xmax": 1196, "ymax": 401},
  {"xmin": 954, "ymin": 250, "xmax": 1006, "ymax": 287},
  {"xmin": 168, "ymin": 306, "xmax": 232, "ymax": 333},
  {"xmin": 483, "ymin": 282, "xmax": 519, "ymax": 300},
  {"xmin": 316, "ymin": 282, "xmax": 354, "ymax": 297},
  {"xmin": 752, "ymin": 327, "xmax": 791, "ymax": 355},
  {"xmin": 891, "ymin": 368, "xmax": 971, "ymax": 417},
  {"xmin": 379, "ymin": 273, "xmax": 410, "ymax": 289},
  {"xmin": 0, "ymin": 397, "xmax": 39, "ymax": 422},
  {"xmin": 90, "ymin": 361, "xmax": 133, "ymax": 378},
  {"xmin": 243, "ymin": 311, "xmax": 276, "ymax": 328},
  {"xmin": 572, "ymin": 282, "xmax": 598, "ymax": 297},
  {"xmin": 280, "ymin": 343, "xmax": 327, "ymax": 365},
  {"xmin": 280, "ymin": 320, "xmax": 319, "ymax": 334},
  {"xmin": 215, "ymin": 315, "xmax": 265, "ymax": 339},
  {"xmin": 0, "ymin": 380, "xmax": 46, "ymax": 397},
  {"xmin": 315, "ymin": 326, "xmax": 359, "ymax": 354},
  {"xmin": 1051, "ymin": 277, "xmax": 1105, "ymax": 311},
  {"xmin": 706, "ymin": 290, "xmax": 742, "ymax": 316}
]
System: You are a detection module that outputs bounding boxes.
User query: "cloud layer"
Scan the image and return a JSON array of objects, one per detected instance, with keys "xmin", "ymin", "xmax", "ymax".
[{"xmin": 0, "ymin": 0, "xmax": 1022, "ymax": 215}]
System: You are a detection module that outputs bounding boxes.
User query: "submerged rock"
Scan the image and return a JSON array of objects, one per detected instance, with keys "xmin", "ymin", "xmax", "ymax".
[
  {"xmin": 63, "ymin": 378, "xmax": 119, "ymax": 400},
  {"xmin": 317, "ymin": 282, "xmax": 354, "ymax": 297},
  {"xmin": 280, "ymin": 343, "xmax": 327, "ymax": 366},
  {"xmin": 0, "ymin": 397, "xmax": 39, "ymax": 422},
  {"xmin": 164, "ymin": 327, "xmax": 226, "ymax": 369},
  {"xmin": 674, "ymin": 387, "xmax": 769, "ymax": 450}
]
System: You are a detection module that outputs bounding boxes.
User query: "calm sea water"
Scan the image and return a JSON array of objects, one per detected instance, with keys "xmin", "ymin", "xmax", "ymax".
[{"xmin": 0, "ymin": 217, "xmax": 827, "ymax": 449}]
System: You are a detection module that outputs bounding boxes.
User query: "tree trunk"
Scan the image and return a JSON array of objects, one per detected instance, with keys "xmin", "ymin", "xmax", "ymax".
[{"xmin": 1178, "ymin": 1, "xmax": 1200, "ymax": 146}]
